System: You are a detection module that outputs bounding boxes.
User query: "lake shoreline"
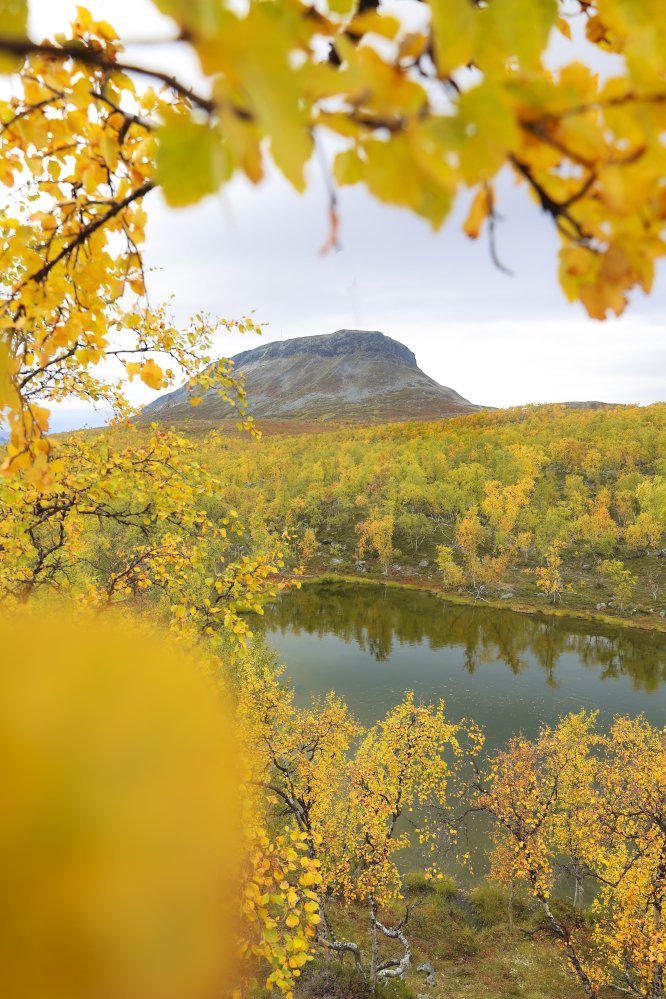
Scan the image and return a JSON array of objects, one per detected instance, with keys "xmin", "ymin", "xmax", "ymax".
[
  {"xmin": 265, "ymin": 574, "xmax": 666, "ymax": 742},
  {"xmin": 295, "ymin": 571, "xmax": 666, "ymax": 636}
]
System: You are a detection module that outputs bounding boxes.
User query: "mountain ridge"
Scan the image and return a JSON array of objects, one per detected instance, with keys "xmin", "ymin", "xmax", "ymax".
[{"xmin": 230, "ymin": 329, "xmax": 418, "ymax": 368}]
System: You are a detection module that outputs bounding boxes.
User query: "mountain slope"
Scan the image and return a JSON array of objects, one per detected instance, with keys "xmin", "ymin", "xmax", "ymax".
[{"xmin": 141, "ymin": 329, "xmax": 479, "ymax": 425}]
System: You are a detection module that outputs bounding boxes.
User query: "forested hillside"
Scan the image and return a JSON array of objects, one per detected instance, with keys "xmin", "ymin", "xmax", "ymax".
[
  {"xmin": 204, "ymin": 403, "xmax": 666, "ymax": 624},
  {"xmin": 3, "ymin": 403, "xmax": 663, "ymax": 634}
]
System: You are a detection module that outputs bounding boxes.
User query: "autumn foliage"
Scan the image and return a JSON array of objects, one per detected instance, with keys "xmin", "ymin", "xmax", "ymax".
[
  {"xmin": 196, "ymin": 404, "xmax": 666, "ymax": 617},
  {"xmin": 477, "ymin": 711, "xmax": 666, "ymax": 998},
  {"xmin": 0, "ymin": 3, "xmax": 665, "ymax": 998}
]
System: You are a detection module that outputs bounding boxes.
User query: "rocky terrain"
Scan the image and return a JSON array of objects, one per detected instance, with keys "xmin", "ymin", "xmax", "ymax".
[{"xmin": 141, "ymin": 329, "xmax": 480, "ymax": 425}]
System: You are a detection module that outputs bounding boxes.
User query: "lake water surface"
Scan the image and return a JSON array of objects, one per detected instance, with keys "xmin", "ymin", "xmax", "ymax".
[{"xmin": 261, "ymin": 581, "xmax": 666, "ymax": 749}]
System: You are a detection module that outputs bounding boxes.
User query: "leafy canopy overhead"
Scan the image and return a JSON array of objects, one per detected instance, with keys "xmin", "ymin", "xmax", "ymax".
[{"xmin": 1, "ymin": 0, "xmax": 666, "ymax": 463}]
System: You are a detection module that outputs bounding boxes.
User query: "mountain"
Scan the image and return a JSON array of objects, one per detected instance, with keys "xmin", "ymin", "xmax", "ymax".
[{"xmin": 141, "ymin": 329, "xmax": 479, "ymax": 425}]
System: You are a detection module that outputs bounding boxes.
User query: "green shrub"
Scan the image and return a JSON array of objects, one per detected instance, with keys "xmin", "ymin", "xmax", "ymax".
[
  {"xmin": 403, "ymin": 870, "xmax": 433, "ymax": 895},
  {"xmin": 432, "ymin": 875, "xmax": 458, "ymax": 900},
  {"xmin": 470, "ymin": 884, "xmax": 510, "ymax": 927},
  {"xmin": 548, "ymin": 896, "xmax": 578, "ymax": 926},
  {"xmin": 582, "ymin": 903, "xmax": 603, "ymax": 931},
  {"xmin": 469, "ymin": 883, "xmax": 530, "ymax": 928}
]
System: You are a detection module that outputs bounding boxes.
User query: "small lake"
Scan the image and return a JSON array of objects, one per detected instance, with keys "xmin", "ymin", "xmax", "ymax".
[{"xmin": 260, "ymin": 581, "xmax": 666, "ymax": 750}]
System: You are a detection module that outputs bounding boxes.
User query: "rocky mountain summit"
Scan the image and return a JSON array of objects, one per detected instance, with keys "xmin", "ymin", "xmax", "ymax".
[{"xmin": 141, "ymin": 329, "xmax": 479, "ymax": 425}]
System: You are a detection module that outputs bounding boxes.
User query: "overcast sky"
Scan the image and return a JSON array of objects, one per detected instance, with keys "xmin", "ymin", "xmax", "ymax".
[{"xmin": 28, "ymin": 0, "xmax": 666, "ymax": 430}]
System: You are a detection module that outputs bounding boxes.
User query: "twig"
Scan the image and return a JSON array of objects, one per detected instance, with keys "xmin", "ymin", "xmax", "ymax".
[{"xmin": 14, "ymin": 180, "xmax": 155, "ymax": 292}]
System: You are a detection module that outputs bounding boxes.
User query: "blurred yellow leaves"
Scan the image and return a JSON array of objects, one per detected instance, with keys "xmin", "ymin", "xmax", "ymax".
[
  {"xmin": 196, "ymin": 4, "xmax": 313, "ymax": 190},
  {"xmin": 125, "ymin": 357, "xmax": 165, "ymax": 388},
  {"xmin": 334, "ymin": 130, "xmax": 455, "ymax": 229},
  {"xmin": 476, "ymin": 0, "xmax": 557, "ymax": 74},
  {"xmin": 138, "ymin": 357, "xmax": 165, "ymax": 389},
  {"xmin": 0, "ymin": 610, "xmax": 241, "ymax": 999},
  {"xmin": 430, "ymin": 0, "xmax": 557, "ymax": 78},
  {"xmin": 0, "ymin": 0, "xmax": 27, "ymax": 71},
  {"xmin": 151, "ymin": 0, "xmax": 225, "ymax": 38},
  {"xmin": 595, "ymin": 0, "xmax": 666, "ymax": 83},
  {"xmin": 157, "ymin": 113, "xmax": 231, "ymax": 207},
  {"xmin": 429, "ymin": 0, "xmax": 477, "ymax": 77}
]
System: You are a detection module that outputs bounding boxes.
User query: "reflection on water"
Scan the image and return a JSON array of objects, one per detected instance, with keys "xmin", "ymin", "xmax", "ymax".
[{"xmin": 260, "ymin": 581, "xmax": 666, "ymax": 746}]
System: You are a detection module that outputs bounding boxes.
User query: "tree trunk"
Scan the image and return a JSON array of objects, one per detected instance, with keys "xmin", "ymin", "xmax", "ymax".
[
  {"xmin": 315, "ymin": 890, "xmax": 364, "ymax": 973},
  {"xmin": 649, "ymin": 855, "xmax": 665, "ymax": 998},
  {"xmin": 370, "ymin": 899, "xmax": 379, "ymax": 988},
  {"xmin": 376, "ymin": 914, "xmax": 412, "ymax": 981},
  {"xmin": 538, "ymin": 894, "xmax": 598, "ymax": 999}
]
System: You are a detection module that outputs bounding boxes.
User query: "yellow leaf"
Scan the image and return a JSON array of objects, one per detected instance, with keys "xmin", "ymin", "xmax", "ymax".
[
  {"xmin": 455, "ymin": 84, "xmax": 519, "ymax": 183},
  {"xmin": 556, "ymin": 15, "xmax": 572, "ymax": 40},
  {"xmin": 0, "ymin": 0, "xmax": 27, "ymax": 72},
  {"xmin": 157, "ymin": 113, "xmax": 231, "ymax": 208},
  {"xmin": 347, "ymin": 9, "xmax": 400, "ymax": 39},
  {"xmin": 477, "ymin": 0, "xmax": 557, "ymax": 73},
  {"xmin": 328, "ymin": 0, "xmax": 358, "ymax": 15},
  {"xmin": 197, "ymin": 6, "xmax": 313, "ymax": 190},
  {"xmin": 333, "ymin": 148, "xmax": 364, "ymax": 186},
  {"xmin": 429, "ymin": 0, "xmax": 477, "ymax": 76},
  {"xmin": 463, "ymin": 186, "xmax": 492, "ymax": 239},
  {"xmin": 335, "ymin": 131, "xmax": 454, "ymax": 229},
  {"xmin": 151, "ymin": 0, "xmax": 224, "ymax": 36},
  {"xmin": 139, "ymin": 359, "xmax": 164, "ymax": 390}
]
